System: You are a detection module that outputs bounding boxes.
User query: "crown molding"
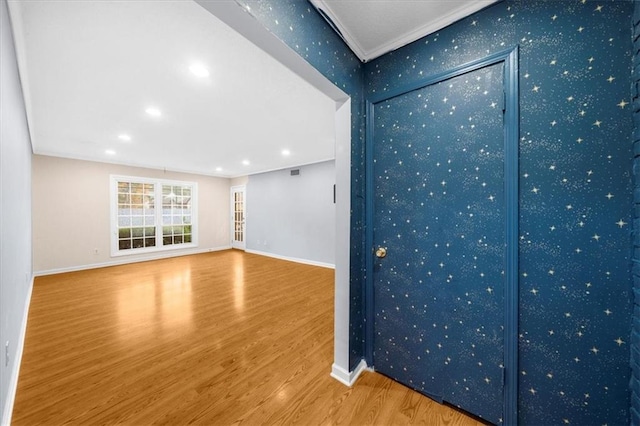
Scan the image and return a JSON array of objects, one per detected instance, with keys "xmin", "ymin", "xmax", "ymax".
[{"xmin": 309, "ymin": 0, "xmax": 500, "ymax": 63}]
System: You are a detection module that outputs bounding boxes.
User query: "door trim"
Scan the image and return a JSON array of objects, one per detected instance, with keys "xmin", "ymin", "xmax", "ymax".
[{"xmin": 364, "ymin": 46, "xmax": 519, "ymax": 424}]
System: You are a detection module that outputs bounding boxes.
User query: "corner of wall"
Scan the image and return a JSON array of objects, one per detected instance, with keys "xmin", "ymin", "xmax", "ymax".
[{"xmin": 330, "ymin": 358, "xmax": 369, "ymax": 387}]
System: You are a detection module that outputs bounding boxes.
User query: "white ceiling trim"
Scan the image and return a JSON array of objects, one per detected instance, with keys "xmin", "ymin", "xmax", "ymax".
[
  {"xmin": 309, "ymin": 0, "xmax": 500, "ymax": 62},
  {"xmin": 308, "ymin": 0, "xmax": 369, "ymax": 61},
  {"xmin": 6, "ymin": 2, "xmax": 36, "ymax": 146},
  {"xmin": 33, "ymin": 147, "xmax": 336, "ymax": 179}
]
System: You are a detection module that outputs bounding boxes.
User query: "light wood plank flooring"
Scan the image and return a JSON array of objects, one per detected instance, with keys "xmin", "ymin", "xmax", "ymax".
[{"xmin": 13, "ymin": 250, "xmax": 484, "ymax": 425}]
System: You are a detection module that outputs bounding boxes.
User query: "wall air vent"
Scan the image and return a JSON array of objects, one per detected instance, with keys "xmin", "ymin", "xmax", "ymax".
[{"xmin": 290, "ymin": 169, "xmax": 300, "ymax": 176}]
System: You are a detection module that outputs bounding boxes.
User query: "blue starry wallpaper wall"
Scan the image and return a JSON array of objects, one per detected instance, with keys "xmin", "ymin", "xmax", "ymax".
[
  {"xmin": 365, "ymin": 1, "xmax": 633, "ymax": 424},
  {"xmin": 236, "ymin": 0, "xmax": 634, "ymax": 424}
]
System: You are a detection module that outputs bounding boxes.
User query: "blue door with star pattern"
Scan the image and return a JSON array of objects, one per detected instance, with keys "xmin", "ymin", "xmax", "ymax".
[{"xmin": 370, "ymin": 61, "xmax": 511, "ymax": 424}]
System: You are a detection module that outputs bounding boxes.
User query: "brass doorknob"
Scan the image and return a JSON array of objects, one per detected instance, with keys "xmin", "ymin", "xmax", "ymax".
[{"xmin": 375, "ymin": 247, "xmax": 387, "ymax": 258}]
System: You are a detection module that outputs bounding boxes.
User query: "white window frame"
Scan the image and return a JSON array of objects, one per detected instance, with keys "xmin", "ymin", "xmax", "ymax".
[{"xmin": 110, "ymin": 175, "xmax": 198, "ymax": 257}]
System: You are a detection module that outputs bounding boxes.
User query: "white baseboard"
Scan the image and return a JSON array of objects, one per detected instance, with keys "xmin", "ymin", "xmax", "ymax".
[
  {"xmin": 34, "ymin": 246, "xmax": 231, "ymax": 277},
  {"xmin": 330, "ymin": 359, "xmax": 369, "ymax": 387},
  {"xmin": 1, "ymin": 275, "xmax": 33, "ymax": 426},
  {"xmin": 245, "ymin": 249, "xmax": 335, "ymax": 269}
]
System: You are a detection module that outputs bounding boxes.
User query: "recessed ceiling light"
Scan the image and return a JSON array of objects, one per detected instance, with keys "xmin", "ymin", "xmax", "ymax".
[
  {"xmin": 105, "ymin": 149, "xmax": 116, "ymax": 155},
  {"xmin": 145, "ymin": 107, "xmax": 162, "ymax": 117},
  {"xmin": 281, "ymin": 149, "xmax": 291, "ymax": 156},
  {"xmin": 215, "ymin": 167, "xmax": 222, "ymax": 172},
  {"xmin": 242, "ymin": 160, "xmax": 250, "ymax": 166},
  {"xmin": 118, "ymin": 134, "xmax": 131, "ymax": 142},
  {"xmin": 189, "ymin": 63, "xmax": 210, "ymax": 78}
]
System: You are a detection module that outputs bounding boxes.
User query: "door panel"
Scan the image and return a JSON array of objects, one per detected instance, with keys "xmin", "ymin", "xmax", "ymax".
[
  {"xmin": 372, "ymin": 63, "xmax": 505, "ymax": 423},
  {"xmin": 231, "ymin": 186, "xmax": 245, "ymax": 250}
]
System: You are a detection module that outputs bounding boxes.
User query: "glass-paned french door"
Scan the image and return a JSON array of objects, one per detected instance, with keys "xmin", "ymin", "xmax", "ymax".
[{"xmin": 231, "ymin": 186, "xmax": 245, "ymax": 250}]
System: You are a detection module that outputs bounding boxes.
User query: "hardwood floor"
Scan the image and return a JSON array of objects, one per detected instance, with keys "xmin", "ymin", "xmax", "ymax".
[{"xmin": 13, "ymin": 250, "xmax": 484, "ymax": 425}]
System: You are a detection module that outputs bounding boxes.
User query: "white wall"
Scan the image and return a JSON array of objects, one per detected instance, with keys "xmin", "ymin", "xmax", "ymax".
[
  {"xmin": 331, "ymin": 99, "xmax": 354, "ymax": 383},
  {"xmin": 32, "ymin": 155, "xmax": 231, "ymax": 274},
  {"xmin": 1, "ymin": 0, "xmax": 33, "ymax": 422},
  {"xmin": 246, "ymin": 160, "xmax": 335, "ymax": 267}
]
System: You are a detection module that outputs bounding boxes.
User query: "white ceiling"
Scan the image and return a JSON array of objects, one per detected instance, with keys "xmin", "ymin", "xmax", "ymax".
[
  {"xmin": 7, "ymin": 0, "xmax": 498, "ymax": 178},
  {"xmin": 8, "ymin": 0, "xmax": 336, "ymax": 178},
  {"xmin": 309, "ymin": 0, "xmax": 500, "ymax": 62}
]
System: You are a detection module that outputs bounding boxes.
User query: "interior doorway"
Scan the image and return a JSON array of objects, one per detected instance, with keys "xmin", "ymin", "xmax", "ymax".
[{"xmin": 194, "ymin": 0, "xmax": 352, "ymax": 384}]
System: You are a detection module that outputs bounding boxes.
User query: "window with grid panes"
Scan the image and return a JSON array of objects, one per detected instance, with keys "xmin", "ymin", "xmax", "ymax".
[
  {"xmin": 111, "ymin": 176, "xmax": 197, "ymax": 255},
  {"xmin": 162, "ymin": 184, "xmax": 192, "ymax": 246},
  {"xmin": 117, "ymin": 181, "xmax": 157, "ymax": 250}
]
